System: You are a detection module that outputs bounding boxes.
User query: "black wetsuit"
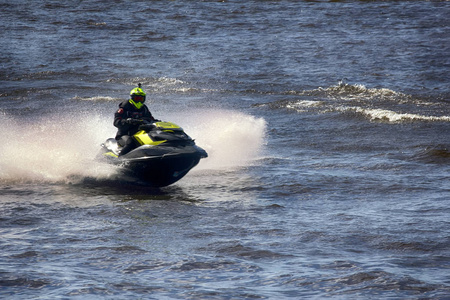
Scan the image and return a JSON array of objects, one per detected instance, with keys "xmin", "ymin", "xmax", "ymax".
[{"xmin": 113, "ymin": 100, "xmax": 155, "ymax": 156}]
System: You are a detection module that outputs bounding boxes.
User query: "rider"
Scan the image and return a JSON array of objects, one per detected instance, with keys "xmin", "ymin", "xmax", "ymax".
[{"xmin": 114, "ymin": 84, "xmax": 157, "ymax": 156}]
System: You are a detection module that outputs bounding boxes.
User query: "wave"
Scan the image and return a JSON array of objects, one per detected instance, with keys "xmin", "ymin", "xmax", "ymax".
[
  {"xmin": 106, "ymin": 76, "xmax": 222, "ymax": 95},
  {"xmin": 278, "ymin": 81, "xmax": 448, "ymax": 107},
  {"xmin": 257, "ymin": 82, "xmax": 449, "ymax": 123},
  {"xmin": 411, "ymin": 145, "xmax": 450, "ymax": 164},
  {"xmin": 336, "ymin": 106, "xmax": 450, "ymax": 123},
  {"xmin": 285, "ymin": 81, "xmax": 414, "ymax": 103},
  {"xmin": 285, "ymin": 100, "xmax": 326, "ymax": 112},
  {"xmin": 107, "ymin": 76, "xmax": 185, "ymax": 90},
  {"xmin": 71, "ymin": 96, "xmax": 120, "ymax": 102},
  {"xmin": 283, "ymin": 102, "xmax": 450, "ymax": 124}
]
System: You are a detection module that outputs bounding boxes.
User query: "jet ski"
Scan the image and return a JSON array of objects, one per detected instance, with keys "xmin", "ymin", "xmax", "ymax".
[{"xmin": 98, "ymin": 121, "xmax": 207, "ymax": 187}]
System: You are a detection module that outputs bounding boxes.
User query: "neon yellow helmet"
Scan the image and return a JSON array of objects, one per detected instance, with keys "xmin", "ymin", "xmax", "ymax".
[{"xmin": 129, "ymin": 84, "xmax": 146, "ymax": 109}]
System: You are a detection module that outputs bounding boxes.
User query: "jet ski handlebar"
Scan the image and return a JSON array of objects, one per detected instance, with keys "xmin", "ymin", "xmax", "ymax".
[
  {"xmin": 138, "ymin": 123, "xmax": 156, "ymax": 131},
  {"xmin": 137, "ymin": 119, "xmax": 163, "ymax": 131}
]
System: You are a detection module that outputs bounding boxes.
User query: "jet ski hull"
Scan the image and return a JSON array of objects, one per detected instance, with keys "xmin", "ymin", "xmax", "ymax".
[
  {"xmin": 99, "ymin": 142, "xmax": 207, "ymax": 187},
  {"xmin": 120, "ymin": 146, "xmax": 204, "ymax": 187}
]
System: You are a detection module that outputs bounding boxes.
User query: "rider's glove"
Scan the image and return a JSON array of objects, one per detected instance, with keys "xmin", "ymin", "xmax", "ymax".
[{"xmin": 123, "ymin": 118, "xmax": 142, "ymax": 125}]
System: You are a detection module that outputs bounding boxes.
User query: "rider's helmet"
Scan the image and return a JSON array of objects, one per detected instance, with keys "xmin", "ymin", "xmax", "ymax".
[{"xmin": 129, "ymin": 84, "xmax": 146, "ymax": 109}]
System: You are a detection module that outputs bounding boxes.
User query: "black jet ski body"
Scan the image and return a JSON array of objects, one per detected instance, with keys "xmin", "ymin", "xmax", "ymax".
[{"xmin": 99, "ymin": 121, "xmax": 207, "ymax": 187}]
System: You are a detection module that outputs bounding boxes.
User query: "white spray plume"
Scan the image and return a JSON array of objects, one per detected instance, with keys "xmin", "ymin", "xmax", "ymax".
[{"xmin": 166, "ymin": 109, "xmax": 267, "ymax": 170}]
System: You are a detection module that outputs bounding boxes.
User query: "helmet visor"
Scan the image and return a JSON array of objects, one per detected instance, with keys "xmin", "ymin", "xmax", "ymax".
[{"xmin": 132, "ymin": 95, "xmax": 145, "ymax": 102}]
